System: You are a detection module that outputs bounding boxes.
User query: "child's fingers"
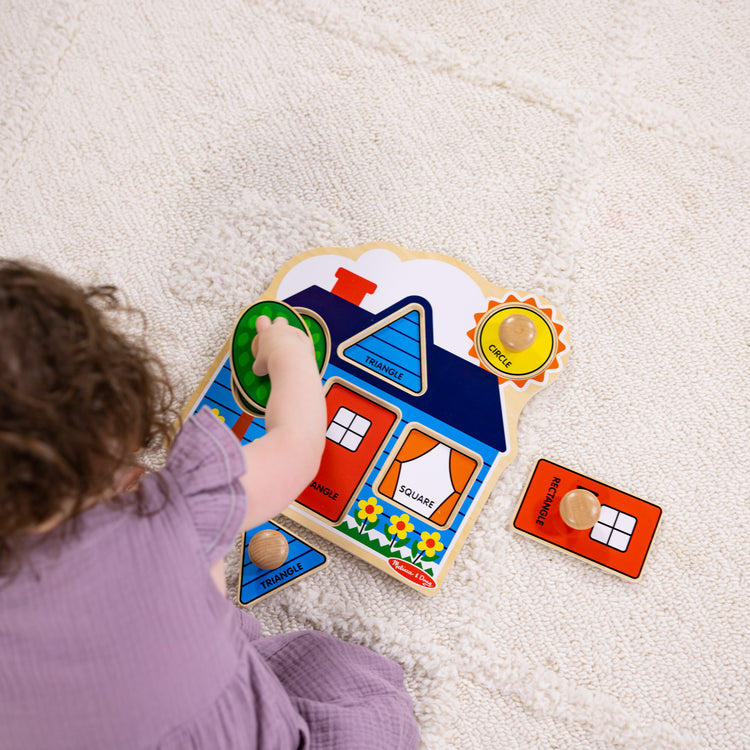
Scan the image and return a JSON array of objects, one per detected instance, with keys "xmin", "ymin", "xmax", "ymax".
[
  {"xmin": 253, "ymin": 315, "xmax": 289, "ymax": 352},
  {"xmin": 255, "ymin": 314, "xmax": 272, "ymax": 333},
  {"xmin": 251, "ymin": 318, "xmax": 267, "ymax": 375},
  {"xmin": 251, "ymin": 315, "xmax": 274, "ymax": 359},
  {"xmin": 251, "ymin": 316, "xmax": 280, "ymax": 376},
  {"xmin": 251, "ymin": 314, "xmax": 307, "ymax": 377}
]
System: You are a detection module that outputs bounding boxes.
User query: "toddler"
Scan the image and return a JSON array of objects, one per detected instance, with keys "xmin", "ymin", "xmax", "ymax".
[{"xmin": 0, "ymin": 260, "xmax": 420, "ymax": 750}]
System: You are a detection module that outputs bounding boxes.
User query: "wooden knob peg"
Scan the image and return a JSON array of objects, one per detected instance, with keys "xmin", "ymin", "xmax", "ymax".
[
  {"xmin": 498, "ymin": 314, "xmax": 537, "ymax": 352},
  {"xmin": 248, "ymin": 529, "xmax": 289, "ymax": 570},
  {"xmin": 559, "ymin": 489, "xmax": 601, "ymax": 530}
]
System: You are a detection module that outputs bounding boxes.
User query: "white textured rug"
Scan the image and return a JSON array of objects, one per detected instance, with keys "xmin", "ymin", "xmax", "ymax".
[{"xmin": 2, "ymin": 1, "xmax": 748, "ymax": 747}]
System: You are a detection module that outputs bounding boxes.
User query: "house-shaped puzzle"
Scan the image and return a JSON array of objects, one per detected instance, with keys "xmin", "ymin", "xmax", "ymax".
[{"xmin": 186, "ymin": 243, "xmax": 569, "ymax": 593}]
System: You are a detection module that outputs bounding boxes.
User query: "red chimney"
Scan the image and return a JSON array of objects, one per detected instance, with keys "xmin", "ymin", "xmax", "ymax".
[{"xmin": 331, "ymin": 267, "xmax": 377, "ymax": 306}]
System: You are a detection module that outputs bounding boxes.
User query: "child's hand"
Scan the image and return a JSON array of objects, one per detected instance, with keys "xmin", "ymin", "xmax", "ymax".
[{"xmin": 251, "ymin": 315, "xmax": 314, "ymax": 377}]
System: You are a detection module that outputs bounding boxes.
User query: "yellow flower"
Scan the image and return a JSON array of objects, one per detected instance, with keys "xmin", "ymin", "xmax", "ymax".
[
  {"xmin": 416, "ymin": 531, "xmax": 444, "ymax": 558},
  {"xmin": 357, "ymin": 498, "xmax": 383, "ymax": 524},
  {"xmin": 211, "ymin": 408, "xmax": 225, "ymax": 423},
  {"xmin": 388, "ymin": 514, "xmax": 414, "ymax": 539}
]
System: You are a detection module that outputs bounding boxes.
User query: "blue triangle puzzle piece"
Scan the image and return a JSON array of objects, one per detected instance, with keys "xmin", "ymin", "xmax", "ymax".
[
  {"xmin": 341, "ymin": 305, "xmax": 426, "ymax": 394},
  {"xmin": 238, "ymin": 521, "xmax": 327, "ymax": 605}
]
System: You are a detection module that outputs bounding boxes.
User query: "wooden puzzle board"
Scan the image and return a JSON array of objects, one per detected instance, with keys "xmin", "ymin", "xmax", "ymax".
[{"xmin": 185, "ymin": 243, "xmax": 570, "ymax": 594}]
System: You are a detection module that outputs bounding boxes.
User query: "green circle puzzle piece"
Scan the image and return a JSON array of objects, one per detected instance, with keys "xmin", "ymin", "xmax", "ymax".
[{"xmin": 230, "ymin": 301, "xmax": 310, "ymax": 411}]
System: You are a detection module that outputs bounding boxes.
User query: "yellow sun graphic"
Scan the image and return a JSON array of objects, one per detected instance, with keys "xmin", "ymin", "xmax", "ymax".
[{"xmin": 466, "ymin": 294, "xmax": 568, "ymax": 388}]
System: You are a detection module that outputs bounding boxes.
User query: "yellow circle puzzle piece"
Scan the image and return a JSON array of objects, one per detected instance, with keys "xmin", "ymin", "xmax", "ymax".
[{"xmin": 475, "ymin": 304, "xmax": 557, "ymax": 379}]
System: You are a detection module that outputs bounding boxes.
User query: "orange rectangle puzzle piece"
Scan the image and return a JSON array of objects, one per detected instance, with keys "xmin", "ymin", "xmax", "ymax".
[{"xmin": 513, "ymin": 459, "xmax": 662, "ymax": 579}]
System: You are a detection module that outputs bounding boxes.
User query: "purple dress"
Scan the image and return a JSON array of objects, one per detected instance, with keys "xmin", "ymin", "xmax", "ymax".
[{"xmin": 0, "ymin": 408, "xmax": 419, "ymax": 749}]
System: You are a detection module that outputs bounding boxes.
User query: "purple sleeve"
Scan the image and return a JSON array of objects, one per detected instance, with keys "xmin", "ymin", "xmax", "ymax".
[{"xmin": 161, "ymin": 406, "xmax": 248, "ymax": 564}]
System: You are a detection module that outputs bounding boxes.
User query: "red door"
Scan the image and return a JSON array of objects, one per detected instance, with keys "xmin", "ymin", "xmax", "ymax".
[{"xmin": 297, "ymin": 380, "xmax": 399, "ymax": 523}]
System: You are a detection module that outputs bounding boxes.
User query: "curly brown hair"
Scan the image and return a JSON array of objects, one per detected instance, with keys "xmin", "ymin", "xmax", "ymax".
[{"xmin": 0, "ymin": 260, "xmax": 177, "ymax": 577}]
